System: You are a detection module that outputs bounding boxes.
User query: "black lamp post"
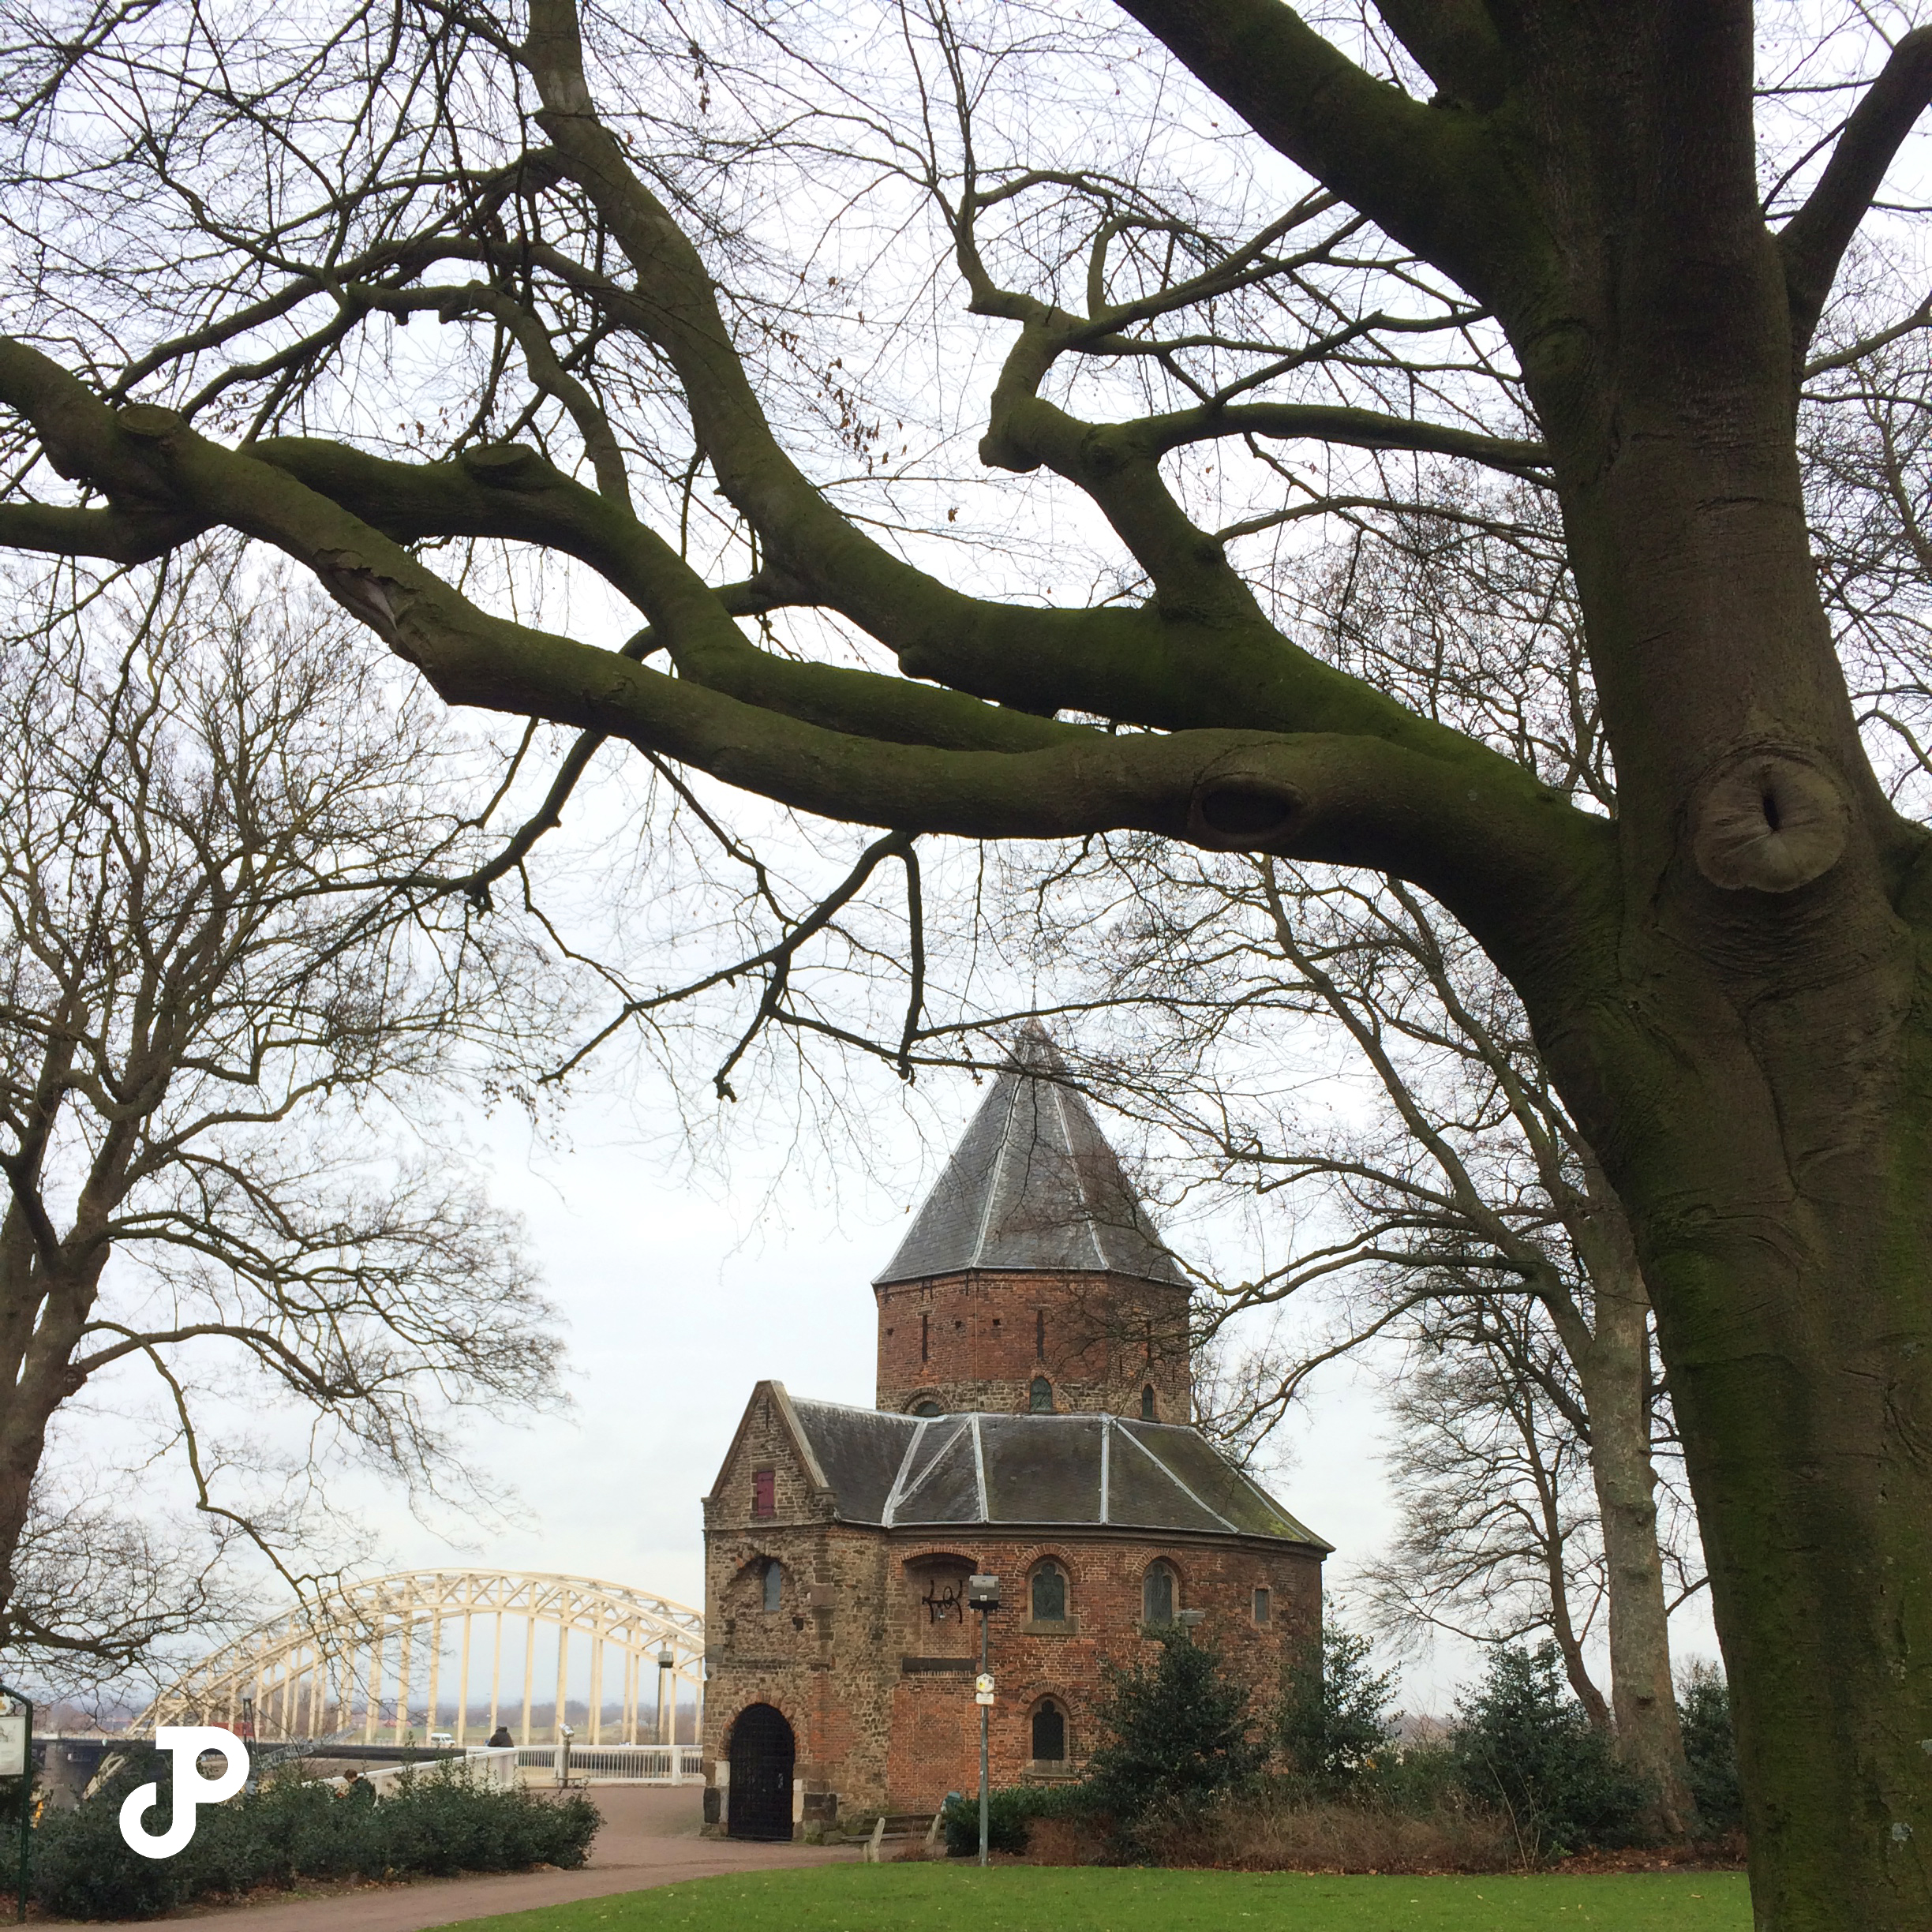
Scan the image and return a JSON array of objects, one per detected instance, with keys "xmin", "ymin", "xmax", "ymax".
[{"xmin": 966, "ymin": 1574, "xmax": 1001, "ymax": 1866}]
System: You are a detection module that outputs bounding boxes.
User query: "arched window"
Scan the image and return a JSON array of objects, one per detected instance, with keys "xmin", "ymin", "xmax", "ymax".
[
  {"xmin": 1031, "ymin": 1562, "xmax": 1067, "ymax": 1623},
  {"xmin": 1140, "ymin": 1383, "xmax": 1157, "ymax": 1421},
  {"xmin": 762, "ymin": 1558, "xmax": 781, "ymax": 1613},
  {"xmin": 1032, "ymin": 1701, "xmax": 1066, "ymax": 1763},
  {"xmin": 1143, "ymin": 1562, "xmax": 1176, "ymax": 1627},
  {"xmin": 912, "ymin": 1398, "xmax": 942, "ymax": 1417},
  {"xmin": 1029, "ymin": 1376, "xmax": 1054, "ymax": 1413}
]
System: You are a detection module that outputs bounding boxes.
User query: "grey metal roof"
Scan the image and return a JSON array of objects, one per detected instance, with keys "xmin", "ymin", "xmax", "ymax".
[
  {"xmin": 786, "ymin": 1398, "xmax": 1329, "ymax": 1549},
  {"xmin": 874, "ymin": 1028, "xmax": 1185, "ymax": 1287}
]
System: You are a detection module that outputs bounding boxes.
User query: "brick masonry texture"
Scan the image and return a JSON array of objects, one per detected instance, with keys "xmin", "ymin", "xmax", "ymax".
[
  {"xmin": 701, "ymin": 1386, "xmax": 1322, "ymax": 1829},
  {"xmin": 875, "ymin": 1268, "xmax": 1192, "ymax": 1420}
]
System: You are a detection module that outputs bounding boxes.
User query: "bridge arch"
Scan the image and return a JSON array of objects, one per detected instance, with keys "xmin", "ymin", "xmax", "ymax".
[{"xmin": 134, "ymin": 1570, "xmax": 704, "ymax": 1750}]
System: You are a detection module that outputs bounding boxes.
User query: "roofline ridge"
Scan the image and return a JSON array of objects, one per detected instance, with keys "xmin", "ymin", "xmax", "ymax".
[
  {"xmin": 882, "ymin": 1414, "xmax": 934, "ymax": 1529},
  {"xmin": 1045, "ymin": 1075, "xmax": 1107, "ymax": 1272},
  {"xmin": 768, "ymin": 1380, "xmax": 833, "ymax": 1492},
  {"xmin": 968, "ymin": 1069, "xmax": 1019, "ymax": 1270},
  {"xmin": 1114, "ymin": 1417, "xmax": 1240, "ymax": 1533},
  {"xmin": 794, "ymin": 1394, "xmax": 919, "ymax": 1419}
]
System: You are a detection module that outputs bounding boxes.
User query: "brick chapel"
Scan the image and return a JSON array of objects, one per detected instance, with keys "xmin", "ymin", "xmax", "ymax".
[{"xmin": 698, "ymin": 1029, "xmax": 1331, "ymax": 1840}]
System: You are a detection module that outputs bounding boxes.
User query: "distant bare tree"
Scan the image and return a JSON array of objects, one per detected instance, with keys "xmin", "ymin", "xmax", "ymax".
[
  {"xmin": 0, "ymin": 553, "xmax": 563, "ymax": 1688},
  {"xmin": 990, "ymin": 833, "xmax": 1702, "ymax": 1829},
  {"xmin": 1359, "ymin": 1309, "xmax": 1609, "ymax": 1720}
]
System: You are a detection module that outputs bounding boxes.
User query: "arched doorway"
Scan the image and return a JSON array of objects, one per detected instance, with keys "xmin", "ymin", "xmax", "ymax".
[{"xmin": 726, "ymin": 1702, "xmax": 796, "ymax": 1840}]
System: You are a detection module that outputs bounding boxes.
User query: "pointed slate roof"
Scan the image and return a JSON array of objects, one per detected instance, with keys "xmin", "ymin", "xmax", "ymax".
[
  {"xmin": 875, "ymin": 1027, "xmax": 1185, "ymax": 1288},
  {"xmin": 785, "ymin": 1396, "xmax": 1330, "ymax": 1549}
]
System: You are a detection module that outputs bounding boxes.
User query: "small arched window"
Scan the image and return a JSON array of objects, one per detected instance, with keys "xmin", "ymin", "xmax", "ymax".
[
  {"xmin": 762, "ymin": 1558, "xmax": 782, "ymax": 1613},
  {"xmin": 1029, "ymin": 1376, "xmax": 1054, "ymax": 1413},
  {"xmin": 1032, "ymin": 1701, "xmax": 1066, "ymax": 1763},
  {"xmin": 1031, "ymin": 1562, "xmax": 1067, "ymax": 1623},
  {"xmin": 1143, "ymin": 1562, "xmax": 1176, "ymax": 1627},
  {"xmin": 1140, "ymin": 1383, "xmax": 1157, "ymax": 1421},
  {"xmin": 912, "ymin": 1398, "xmax": 942, "ymax": 1417}
]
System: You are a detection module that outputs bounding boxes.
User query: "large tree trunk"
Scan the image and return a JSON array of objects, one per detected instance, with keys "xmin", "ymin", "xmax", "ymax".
[
  {"xmin": 1522, "ymin": 281, "xmax": 1932, "ymax": 1932},
  {"xmin": 1465, "ymin": 24, "xmax": 1932, "ymax": 1916},
  {"xmin": 1612, "ymin": 1092, "xmax": 1932, "ymax": 1928}
]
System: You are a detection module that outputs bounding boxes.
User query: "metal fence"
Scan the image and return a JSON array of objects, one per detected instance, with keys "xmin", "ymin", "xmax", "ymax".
[{"xmin": 515, "ymin": 1743, "xmax": 702, "ymax": 1784}]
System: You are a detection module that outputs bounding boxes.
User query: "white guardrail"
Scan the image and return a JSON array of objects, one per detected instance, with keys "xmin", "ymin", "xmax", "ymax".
[
  {"xmin": 324, "ymin": 1745, "xmax": 519, "ymax": 1799},
  {"xmin": 515, "ymin": 1743, "xmax": 703, "ymax": 1784}
]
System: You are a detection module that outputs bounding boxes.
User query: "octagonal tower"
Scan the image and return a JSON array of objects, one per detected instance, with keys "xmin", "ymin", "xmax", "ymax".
[{"xmin": 873, "ymin": 1028, "xmax": 1192, "ymax": 1421}]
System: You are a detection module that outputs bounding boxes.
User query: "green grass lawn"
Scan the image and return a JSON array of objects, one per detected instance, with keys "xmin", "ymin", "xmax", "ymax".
[{"xmin": 444, "ymin": 1863, "xmax": 1751, "ymax": 1932}]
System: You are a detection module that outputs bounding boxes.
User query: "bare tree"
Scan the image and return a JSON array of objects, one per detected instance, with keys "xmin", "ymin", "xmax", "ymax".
[
  {"xmin": 1361, "ymin": 1308, "xmax": 1609, "ymax": 1716},
  {"xmin": 0, "ymin": 3, "xmax": 1929, "ymax": 1916},
  {"xmin": 993, "ymin": 833, "xmax": 1702, "ymax": 1827},
  {"xmin": 0, "ymin": 553, "xmax": 563, "ymax": 1687}
]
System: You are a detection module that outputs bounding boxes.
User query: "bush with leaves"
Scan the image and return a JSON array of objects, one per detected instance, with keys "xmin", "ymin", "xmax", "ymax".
[
  {"xmin": 938, "ymin": 1782, "xmax": 1089, "ymax": 1858},
  {"xmin": 31, "ymin": 1747, "xmax": 601, "ymax": 1920},
  {"xmin": 1677, "ymin": 1662, "xmax": 1743, "ymax": 1839},
  {"xmin": 1451, "ymin": 1643, "xmax": 1654, "ymax": 1863},
  {"xmin": 1084, "ymin": 1627, "xmax": 1266, "ymax": 1849},
  {"xmin": 1280, "ymin": 1621, "xmax": 1399, "ymax": 1794}
]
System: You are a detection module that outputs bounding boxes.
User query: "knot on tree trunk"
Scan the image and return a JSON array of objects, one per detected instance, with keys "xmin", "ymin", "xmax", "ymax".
[
  {"xmin": 1690, "ymin": 745, "xmax": 1851, "ymax": 893},
  {"xmin": 1188, "ymin": 769, "xmax": 1305, "ymax": 848}
]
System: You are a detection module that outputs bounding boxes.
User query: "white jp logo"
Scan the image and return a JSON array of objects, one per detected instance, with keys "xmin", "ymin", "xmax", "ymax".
[{"xmin": 118, "ymin": 1727, "xmax": 251, "ymax": 1859}]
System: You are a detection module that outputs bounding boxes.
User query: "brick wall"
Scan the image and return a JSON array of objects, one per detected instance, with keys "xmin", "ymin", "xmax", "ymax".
[
  {"xmin": 874, "ymin": 1269, "xmax": 1192, "ymax": 1420},
  {"xmin": 701, "ymin": 1384, "xmax": 899, "ymax": 1834},
  {"xmin": 880, "ymin": 1530, "xmax": 1321, "ymax": 1812},
  {"xmin": 702, "ymin": 1383, "xmax": 1325, "ymax": 1837}
]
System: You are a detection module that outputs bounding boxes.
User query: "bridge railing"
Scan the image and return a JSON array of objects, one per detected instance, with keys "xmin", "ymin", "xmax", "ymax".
[
  {"xmin": 515, "ymin": 1743, "xmax": 702, "ymax": 1784},
  {"xmin": 321, "ymin": 1746, "xmax": 519, "ymax": 1799}
]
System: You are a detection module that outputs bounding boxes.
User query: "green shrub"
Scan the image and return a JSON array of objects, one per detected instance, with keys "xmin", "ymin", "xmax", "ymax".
[
  {"xmin": 938, "ymin": 1783, "xmax": 1087, "ymax": 1857},
  {"xmin": 1084, "ymin": 1626, "xmax": 1266, "ymax": 1851},
  {"xmin": 1677, "ymin": 1661, "xmax": 1743, "ymax": 1837},
  {"xmin": 1451, "ymin": 1643, "xmax": 1654, "ymax": 1863},
  {"xmin": 31, "ymin": 1750, "xmax": 601, "ymax": 1920},
  {"xmin": 1363, "ymin": 1739, "xmax": 1463, "ymax": 1814},
  {"xmin": 1279, "ymin": 1621, "xmax": 1398, "ymax": 1793}
]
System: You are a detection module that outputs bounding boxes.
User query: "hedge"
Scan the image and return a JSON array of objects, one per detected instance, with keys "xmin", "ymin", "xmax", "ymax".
[{"xmin": 30, "ymin": 1747, "xmax": 600, "ymax": 1920}]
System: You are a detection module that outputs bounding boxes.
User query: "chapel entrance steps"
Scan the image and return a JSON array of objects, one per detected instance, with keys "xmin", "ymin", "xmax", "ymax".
[{"xmin": 858, "ymin": 1812, "xmax": 941, "ymax": 1859}]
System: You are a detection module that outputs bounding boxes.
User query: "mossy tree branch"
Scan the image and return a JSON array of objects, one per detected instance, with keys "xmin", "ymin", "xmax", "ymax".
[{"xmin": 0, "ymin": 332, "xmax": 1608, "ymax": 974}]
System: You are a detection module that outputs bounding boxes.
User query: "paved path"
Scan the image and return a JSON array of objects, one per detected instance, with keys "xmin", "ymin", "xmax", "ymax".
[{"xmin": 56, "ymin": 1788, "xmax": 855, "ymax": 1930}]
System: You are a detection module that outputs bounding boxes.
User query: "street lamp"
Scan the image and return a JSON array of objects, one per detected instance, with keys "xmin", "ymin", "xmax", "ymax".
[
  {"xmin": 657, "ymin": 1649, "xmax": 676, "ymax": 1749},
  {"xmin": 966, "ymin": 1574, "xmax": 1001, "ymax": 1867}
]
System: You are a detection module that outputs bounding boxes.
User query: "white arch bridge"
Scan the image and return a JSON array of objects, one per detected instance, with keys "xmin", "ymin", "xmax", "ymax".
[{"xmin": 134, "ymin": 1571, "xmax": 704, "ymax": 1753}]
